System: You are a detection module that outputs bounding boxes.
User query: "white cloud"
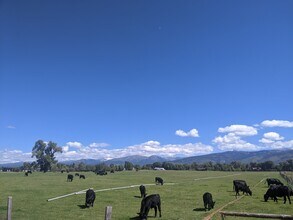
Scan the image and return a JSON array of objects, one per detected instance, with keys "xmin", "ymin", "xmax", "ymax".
[
  {"xmin": 62, "ymin": 146, "xmax": 69, "ymax": 152},
  {"xmin": 54, "ymin": 140, "xmax": 213, "ymax": 162},
  {"xmin": 260, "ymin": 120, "xmax": 293, "ymax": 128},
  {"xmin": 213, "ymin": 133, "xmax": 260, "ymax": 151},
  {"xmin": 175, "ymin": 129, "xmax": 199, "ymax": 137},
  {"xmin": 259, "ymin": 132, "xmax": 292, "ymax": 149},
  {"xmin": 89, "ymin": 142, "xmax": 110, "ymax": 148},
  {"xmin": 0, "ymin": 150, "xmax": 33, "ymax": 164},
  {"xmin": 260, "ymin": 132, "xmax": 284, "ymax": 144},
  {"xmin": 7, "ymin": 125, "xmax": 16, "ymax": 129},
  {"xmin": 66, "ymin": 141, "xmax": 83, "ymax": 149},
  {"xmin": 269, "ymin": 140, "xmax": 293, "ymax": 149},
  {"xmin": 218, "ymin": 125, "xmax": 257, "ymax": 136}
]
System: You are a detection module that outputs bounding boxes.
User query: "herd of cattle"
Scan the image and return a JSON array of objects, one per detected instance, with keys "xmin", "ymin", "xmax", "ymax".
[
  {"xmin": 233, "ymin": 178, "xmax": 292, "ymax": 204},
  {"xmin": 80, "ymin": 176, "xmax": 292, "ymax": 219},
  {"xmin": 24, "ymin": 170, "xmax": 292, "ymax": 219}
]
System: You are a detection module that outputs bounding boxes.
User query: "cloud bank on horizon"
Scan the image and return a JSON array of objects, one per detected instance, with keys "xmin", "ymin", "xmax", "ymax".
[{"xmin": 1, "ymin": 119, "xmax": 292, "ymax": 164}]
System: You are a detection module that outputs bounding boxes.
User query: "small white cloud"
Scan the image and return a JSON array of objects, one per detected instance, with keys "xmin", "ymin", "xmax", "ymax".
[
  {"xmin": 7, "ymin": 125, "xmax": 16, "ymax": 129},
  {"xmin": 259, "ymin": 132, "xmax": 284, "ymax": 144},
  {"xmin": 62, "ymin": 146, "xmax": 69, "ymax": 152},
  {"xmin": 260, "ymin": 120, "xmax": 293, "ymax": 128},
  {"xmin": 175, "ymin": 129, "xmax": 199, "ymax": 137},
  {"xmin": 66, "ymin": 141, "xmax": 83, "ymax": 149},
  {"xmin": 89, "ymin": 142, "xmax": 110, "ymax": 148},
  {"xmin": 269, "ymin": 140, "xmax": 293, "ymax": 149},
  {"xmin": 218, "ymin": 125, "xmax": 257, "ymax": 136},
  {"xmin": 213, "ymin": 133, "xmax": 260, "ymax": 151},
  {"xmin": 263, "ymin": 132, "xmax": 284, "ymax": 141}
]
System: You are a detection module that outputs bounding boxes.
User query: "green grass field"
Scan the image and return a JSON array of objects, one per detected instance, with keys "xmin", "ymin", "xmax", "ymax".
[{"xmin": 0, "ymin": 171, "xmax": 292, "ymax": 220}]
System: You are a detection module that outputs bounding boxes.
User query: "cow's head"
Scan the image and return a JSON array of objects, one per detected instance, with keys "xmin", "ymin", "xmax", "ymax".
[
  {"xmin": 246, "ymin": 186, "xmax": 252, "ymax": 196},
  {"xmin": 211, "ymin": 201, "xmax": 215, "ymax": 209},
  {"xmin": 264, "ymin": 194, "xmax": 269, "ymax": 202}
]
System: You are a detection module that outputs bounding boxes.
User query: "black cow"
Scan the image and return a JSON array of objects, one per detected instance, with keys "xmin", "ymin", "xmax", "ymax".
[
  {"xmin": 233, "ymin": 180, "xmax": 247, "ymax": 191},
  {"xmin": 25, "ymin": 172, "xmax": 28, "ymax": 176},
  {"xmin": 85, "ymin": 189, "xmax": 96, "ymax": 207},
  {"xmin": 265, "ymin": 178, "xmax": 283, "ymax": 187},
  {"xmin": 80, "ymin": 174, "xmax": 85, "ymax": 179},
  {"xmin": 27, "ymin": 170, "xmax": 32, "ymax": 174},
  {"xmin": 139, "ymin": 185, "xmax": 146, "ymax": 198},
  {"xmin": 75, "ymin": 173, "xmax": 79, "ymax": 176},
  {"xmin": 264, "ymin": 185, "xmax": 292, "ymax": 204},
  {"xmin": 97, "ymin": 170, "xmax": 107, "ymax": 175},
  {"xmin": 155, "ymin": 177, "xmax": 164, "ymax": 185},
  {"xmin": 139, "ymin": 194, "xmax": 161, "ymax": 220},
  {"xmin": 67, "ymin": 174, "xmax": 73, "ymax": 182},
  {"xmin": 203, "ymin": 192, "xmax": 215, "ymax": 211},
  {"xmin": 233, "ymin": 180, "xmax": 252, "ymax": 196}
]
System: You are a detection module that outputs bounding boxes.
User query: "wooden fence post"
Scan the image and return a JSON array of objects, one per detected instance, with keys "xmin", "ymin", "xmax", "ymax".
[
  {"xmin": 7, "ymin": 196, "xmax": 12, "ymax": 220},
  {"xmin": 104, "ymin": 206, "xmax": 112, "ymax": 220}
]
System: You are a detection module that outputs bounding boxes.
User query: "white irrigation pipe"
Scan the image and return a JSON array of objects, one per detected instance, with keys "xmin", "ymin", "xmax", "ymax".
[
  {"xmin": 76, "ymin": 183, "xmax": 177, "ymax": 194},
  {"xmin": 194, "ymin": 173, "xmax": 241, "ymax": 181},
  {"xmin": 47, "ymin": 188, "xmax": 89, "ymax": 202},
  {"xmin": 47, "ymin": 183, "xmax": 177, "ymax": 201}
]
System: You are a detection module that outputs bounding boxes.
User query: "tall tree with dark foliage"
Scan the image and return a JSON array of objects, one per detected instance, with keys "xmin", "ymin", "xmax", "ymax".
[{"xmin": 32, "ymin": 140, "xmax": 62, "ymax": 172}]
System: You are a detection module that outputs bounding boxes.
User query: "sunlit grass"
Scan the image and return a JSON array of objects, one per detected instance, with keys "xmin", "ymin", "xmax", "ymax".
[{"xmin": 0, "ymin": 171, "xmax": 292, "ymax": 219}]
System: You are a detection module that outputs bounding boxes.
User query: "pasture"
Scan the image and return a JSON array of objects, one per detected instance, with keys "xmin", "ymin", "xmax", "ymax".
[{"xmin": 0, "ymin": 170, "xmax": 292, "ymax": 219}]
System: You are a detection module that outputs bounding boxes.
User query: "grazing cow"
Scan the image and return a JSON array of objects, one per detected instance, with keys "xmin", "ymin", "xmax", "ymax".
[
  {"xmin": 233, "ymin": 180, "xmax": 252, "ymax": 196},
  {"xmin": 264, "ymin": 185, "xmax": 292, "ymax": 204},
  {"xmin": 203, "ymin": 192, "xmax": 215, "ymax": 211},
  {"xmin": 75, "ymin": 173, "xmax": 79, "ymax": 176},
  {"xmin": 67, "ymin": 174, "xmax": 73, "ymax": 182},
  {"xmin": 266, "ymin": 178, "xmax": 283, "ymax": 187},
  {"xmin": 80, "ymin": 174, "xmax": 85, "ymax": 179},
  {"xmin": 139, "ymin": 194, "xmax": 161, "ymax": 220},
  {"xmin": 96, "ymin": 170, "xmax": 107, "ymax": 175},
  {"xmin": 233, "ymin": 180, "xmax": 247, "ymax": 191},
  {"xmin": 139, "ymin": 185, "xmax": 146, "ymax": 198},
  {"xmin": 155, "ymin": 177, "xmax": 164, "ymax": 185},
  {"xmin": 85, "ymin": 189, "xmax": 96, "ymax": 207},
  {"xmin": 27, "ymin": 170, "xmax": 32, "ymax": 174}
]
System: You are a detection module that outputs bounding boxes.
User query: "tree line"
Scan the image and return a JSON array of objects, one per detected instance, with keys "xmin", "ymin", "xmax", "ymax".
[
  {"xmin": 1, "ymin": 140, "xmax": 292, "ymax": 172},
  {"xmin": 1, "ymin": 158, "xmax": 292, "ymax": 173}
]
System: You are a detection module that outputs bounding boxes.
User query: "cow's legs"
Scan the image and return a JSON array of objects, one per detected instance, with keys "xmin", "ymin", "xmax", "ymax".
[
  {"xmin": 158, "ymin": 204, "xmax": 162, "ymax": 217},
  {"xmin": 286, "ymin": 195, "xmax": 291, "ymax": 204},
  {"xmin": 154, "ymin": 206, "xmax": 157, "ymax": 217}
]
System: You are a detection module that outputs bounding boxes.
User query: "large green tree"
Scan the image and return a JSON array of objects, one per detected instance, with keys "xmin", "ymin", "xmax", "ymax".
[{"xmin": 31, "ymin": 140, "xmax": 62, "ymax": 172}]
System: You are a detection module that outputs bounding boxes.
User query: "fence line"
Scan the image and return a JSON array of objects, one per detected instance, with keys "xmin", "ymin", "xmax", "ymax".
[
  {"xmin": 220, "ymin": 211, "xmax": 293, "ymax": 219},
  {"xmin": 279, "ymin": 172, "xmax": 293, "ymax": 186},
  {"xmin": 104, "ymin": 206, "xmax": 112, "ymax": 220},
  {"xmin": 7, "ymin": 196, "xmax": 12, "ymax": 220},
  {"xmin": 203, "ymin": 178, "xmax": 266, "ymax": 220}
]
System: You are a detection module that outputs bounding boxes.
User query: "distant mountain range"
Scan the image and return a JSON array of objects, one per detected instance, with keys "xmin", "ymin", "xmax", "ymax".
[
  {"xmin": 61, "ymin": 155, "xmax": 168, "ymax": 166},
  {"xmin": 1, "ymin": 149, "xmax": 292, "ymax": 168},
  {"xmin": 172, "ymin": 149, "xmax": 293, "ymax": 164}
]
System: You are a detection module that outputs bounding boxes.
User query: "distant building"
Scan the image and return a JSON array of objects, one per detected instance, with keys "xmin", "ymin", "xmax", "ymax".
[{"xmin": 154, "ymin": 167, "xmax": 165, "ymax": 171}]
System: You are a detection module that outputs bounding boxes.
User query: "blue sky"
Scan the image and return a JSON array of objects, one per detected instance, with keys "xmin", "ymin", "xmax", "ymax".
[{"xmin": 0, "ymin": 0, "xmax": 292, "ymax": 164}]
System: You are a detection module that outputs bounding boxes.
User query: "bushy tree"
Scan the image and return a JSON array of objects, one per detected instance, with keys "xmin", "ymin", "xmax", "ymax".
[
  {"xmin": 31, "ymin": 140, "xmax": 62, "ymax": 172},
  {"xmin": 124, "ymin": 161, "xmax": 134, "ymax": 170}
]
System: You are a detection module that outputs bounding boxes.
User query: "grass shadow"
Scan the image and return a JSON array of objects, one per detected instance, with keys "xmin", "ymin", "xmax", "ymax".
[
  {"xmin": 193, "ymin": 208, "xmax": 206, "ymax": 212},
  {"xmin": 77, "ymin": 205, "xmax": 88, "ymax": 209},
  {"xmin": 129, "ymin": 216, "xmax": 140, "ymax": 220}
]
